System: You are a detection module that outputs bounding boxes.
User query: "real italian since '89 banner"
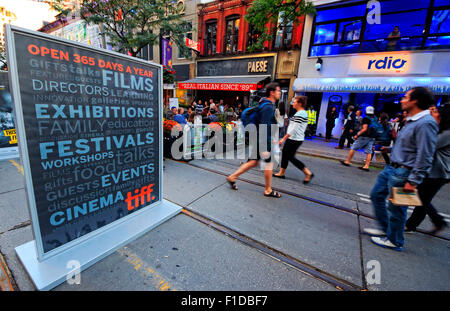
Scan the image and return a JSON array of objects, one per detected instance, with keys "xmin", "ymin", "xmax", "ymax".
[{"xmin": 8, "ymin": 29, "xmax": 161, "ymax": 255}]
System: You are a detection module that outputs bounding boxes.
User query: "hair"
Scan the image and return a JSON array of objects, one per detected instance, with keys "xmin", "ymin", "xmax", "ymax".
[
  {"xmin": 409, "ymin": 87, "xmax": 435, "ymax": 110},
  {"xmin": 348, "ymin": 105, "xmax": 355, "ymax": 112},
  {"xmin": 265, "ymin": 82, "xmax": 280, "ymax": 97},
  {"xmin": 294, "ymin": 96, "xmax": 307, "ymax": 108},
  {"xmin": 178, "ymin": 107, "xmax": 184, "ymax": 114},
  {"xmin": 188, "ymin": 112, "xmax": 195, "ymax": 123},
  {"xmin": 380, "ymin": 112, "xmax": 390, "ymax": 129},
  {"xmin": 438, "ymin": 103, "xmax": 450, "ymax": 133},
  {"xmin": 278, "ymin": 101, "xmax": 285, "ymax": 115}
]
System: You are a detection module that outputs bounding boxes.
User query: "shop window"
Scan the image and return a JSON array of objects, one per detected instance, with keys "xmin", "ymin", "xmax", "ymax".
[
  {"xmin": 364, "ymin": 10, "xmax": 427, "ymax": 40},
  {"xmin": 337, "ymin": 20, "xmax": 362, "ymax": 42},
  {"xmin": 315, "ymin": 4, "xmax": 366, "ymax": 23},
  {"xmin": 376, "ymin": 0, "xmax": 430, "ymax": 13},
  {"xmin": 274, "ymin": 12, "xmax": 293, "ymax": 49},
  {"xmin": 435, "ymin": 0, "xmax": 450, "ymax": 6},
  {"xmin": 310, "ymin": 42, "xmax": 360, "ymax": 57},
  {"xmin": 224, "ymin": 15, "xmax": 240, "ymax": 54},
  {"xmin": 424, "ymin": 35, "xmax": 450, "ymax": 49},
  {"xmin": 313, "ymin": 23, "xmax": 336, "ymax": 44},
  {"xmin": 205, "ymin": 20, "xmax": 217, "ymax": 56},
  {"xmin": 361, "ymin": 37, "xmax": 423, "ymax": 52},
  {"xmin": 137, "ymin": 44, "xmax": 153, "ymax": 61},
  {"xmin": 246, "ymin": 24, "xmax": 262, "ymax": 51},
  {"xmin": 430, "ymin": 10, "xmax": 450, "ymax": 34}
]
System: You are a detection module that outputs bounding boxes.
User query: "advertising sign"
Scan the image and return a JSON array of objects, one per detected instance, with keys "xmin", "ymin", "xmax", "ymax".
[
  {"xmin": 348, "ymin": 53, "xmax": 433, "ymax": 75},
  {"xmin": 179, "ymin": 82, "xmax": 259, "ymax": 91},
  {"xmin": 7, "ymin": 26, "xmax": 162, "ymax": 258},
  {"xmin": 185, "ymin": 37, "xmax": 199, "ymax": 52},
  {"xmin": 162, "ymin": 37, "xmax": 172, "ymax": 67},
  {"xmin": 197, "ymin": 55, "xmax": 275, "ymax": 77}
]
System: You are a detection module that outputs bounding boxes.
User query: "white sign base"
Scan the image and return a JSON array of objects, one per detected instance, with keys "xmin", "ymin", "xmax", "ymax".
[{"xmin": 15, "ymin": 199, "xmax": 182, "ymax": 291}]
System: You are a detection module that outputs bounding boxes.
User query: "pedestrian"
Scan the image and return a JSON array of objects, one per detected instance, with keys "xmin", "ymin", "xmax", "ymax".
[
  {"xmin": 305, "ymin": 105, "xmax": 317, "ymax": 139},
  {"xmin": 372, "ymin": 113, "xmax": 393, "ymax": 165},
  {"xmin": 174, "ymin": 107, "xmax": 187, "ymax": 125},
  {"xmin": 218, "ymin": 99, "xmax": 225, "ymax": 113},
  {"xmin": 226, "ymin": 82, "xmax": 282, "ymax": 198},
  {"xmin": 167, "ymin": 106, "xmax": 178, "ymax": 120},
  {"xmin": 184, "ymin": 107, "xmax": 193, "ymax": 119},
  {"xmin": 364, "ymin": 87, "xmax": 439, "ymax": 251},
  {"xmin": 208, "ymin": 108, "xmax": 219, "ymax": 123},
  {"xmin": 335, "ymin": 105, "xmax": 356, "ymax": 149},
  {"xmin": 273, "ymin": 96, "xmax": 314, "ymax": 184},
  {"xmin": 340, "ymin": 106, "xmax": 377, "ymax": 171},
  {"xmin": 195, "ymin": 100, "xmax": 204, "ymax": 116},
  {"xmin": 275, "ymin": 101, "xmax": 286, "ymax": 138},
  {"xmin": 325, "ymin": 106, "xmax": 338, "ymax": 142},
  {"xmin": 405, "ymin": 103, "xmax": 449, "ymax": 234}
]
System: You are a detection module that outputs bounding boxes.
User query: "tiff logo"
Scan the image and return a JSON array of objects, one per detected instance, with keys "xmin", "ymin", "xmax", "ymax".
[{"xmin": 125, "ymin": 184, "xmax": 155, "ymax": 211}]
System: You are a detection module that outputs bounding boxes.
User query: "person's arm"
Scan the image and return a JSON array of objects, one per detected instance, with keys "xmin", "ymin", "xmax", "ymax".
[
  {"xmin": 259, "ymin": 104, "xmax": 275, "ymax": 148},
  {"xmin": 406, "ymin": 121, "xmax": 439, "ymax": 187},
  {"xmin": 354, "ymin": 123, "xmax": 368, "ymax": 139}
]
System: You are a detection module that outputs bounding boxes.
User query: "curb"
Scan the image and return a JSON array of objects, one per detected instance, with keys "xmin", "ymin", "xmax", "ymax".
[
  {"xmin": 297, "ymin": 150, "xmax": 385, "ymax": 169},
  {"xmin": 0, "ymin": 252, "xmax": 16, "ymax": 291}
]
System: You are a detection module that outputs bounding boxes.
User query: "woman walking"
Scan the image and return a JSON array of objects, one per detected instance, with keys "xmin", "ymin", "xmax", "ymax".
[
  {"xmin": 325, "ymin": 106, "xmax": 338, "ymax": 142},
  {"xmin": 405, "ymin": 103, "xmax": 450, "ymax": 234},
  {"xmin": 273, "ymin": 96, "xmax": 314, "ymax": 184}
]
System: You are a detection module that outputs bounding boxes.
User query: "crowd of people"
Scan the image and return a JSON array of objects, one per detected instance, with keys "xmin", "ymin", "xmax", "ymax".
[{"xmin": 223, "ymin": 83, "xmax": 448, "ymax": 252}]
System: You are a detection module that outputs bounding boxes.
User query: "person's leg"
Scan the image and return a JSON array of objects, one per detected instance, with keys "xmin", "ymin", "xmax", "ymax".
[
  {"xmin": 325, "ymin": 125, "xmax": 331, "ymax": 141},
  {"xmin": 274, "ymin": 140, "xmax": 292, "ymax": 177},
  {"xmin": 406, "ymin": 178, "xmax": 446, "ymax": 230},
  {"xmin": 227, "ymin": 160, "xmax": 259, "ymax": 182},
  {"xmin": 344, "ymin": 150, "xmax": 355, "ymax": 164},
  {"xmin": 385, "ymin": 167, "xmax": 410, "ymax": 247},
  {"xmin": 264, "ymin": 160, "xmax": 276, "ymax": 195},
  {"xmin": 370, "ymin": 166, "xmax": 393, "ymax": 232},
  {"xmin": 338, "ymin": 129, "xmax": 348, "ymax": 148}
]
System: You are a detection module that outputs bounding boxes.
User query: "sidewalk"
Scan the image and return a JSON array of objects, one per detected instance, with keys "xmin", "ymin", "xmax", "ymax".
[{"xmin": 296, "ymin": 136, "xmax": 386, "ymax": 168}]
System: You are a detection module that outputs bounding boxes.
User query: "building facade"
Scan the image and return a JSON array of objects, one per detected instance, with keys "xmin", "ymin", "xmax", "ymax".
[
  {"xmin": 179, "ymin": 0, "xmax": 307, "ymax": 107},
  {"xmin": 293, "ymin": 0, "xmax": 450, "ymax": 139}
]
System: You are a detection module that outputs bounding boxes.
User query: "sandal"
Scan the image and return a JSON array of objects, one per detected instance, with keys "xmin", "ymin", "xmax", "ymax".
[
  {"xmin": 358, "ymin": 167, "xmax": 370, "ymax": 172},
  {"xmin": 303, "ymin": 173, "xmax": 315, "ymax": 184},
  {"xmin": 264, "ymin": 190, "xmax": 281, "ymax": 198},
  {"xmin": 340, "ymin": 160, "xmax": 350, "ymax": 166},
  {"xmin": 273, "ymin": 174, "xmax": 285, "ymax": 179},
  {"xmin": 227, "ymin": 178, "xmax": 238, "ymax": 190}
]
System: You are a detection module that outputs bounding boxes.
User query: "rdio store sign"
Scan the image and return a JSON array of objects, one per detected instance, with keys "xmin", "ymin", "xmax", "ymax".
[{"xmin": 348, "ymin": 53, "xmax": 433, "ymax": 75}]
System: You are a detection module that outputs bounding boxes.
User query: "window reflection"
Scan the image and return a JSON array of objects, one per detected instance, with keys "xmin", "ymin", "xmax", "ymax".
[{"xmin": 225, "ymin": 15, "xmax": 240, "ymax": 54}]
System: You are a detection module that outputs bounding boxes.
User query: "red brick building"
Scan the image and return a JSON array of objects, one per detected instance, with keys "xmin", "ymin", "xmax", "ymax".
[{"xmin": 179, "ymin": 0, "xmax": 307, "ymax": 108}]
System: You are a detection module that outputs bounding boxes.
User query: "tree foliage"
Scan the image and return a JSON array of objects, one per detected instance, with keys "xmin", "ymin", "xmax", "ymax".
[
  {"xmin": 52, "ymin": 0, "xmax": 192, "ymax": 58},
  {"xmin": 245, "ymin": 0, "xmax": 316, "ymax": 51}
]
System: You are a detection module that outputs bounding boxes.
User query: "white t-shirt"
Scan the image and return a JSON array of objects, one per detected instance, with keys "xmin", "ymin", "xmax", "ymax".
[{"xmin": 287, "ymin": 110, "xmax": 308, "ymax": 141}]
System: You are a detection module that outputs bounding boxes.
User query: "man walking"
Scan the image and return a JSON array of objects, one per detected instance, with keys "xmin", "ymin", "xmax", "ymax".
[
  {"xmin": 226, "ymin": 82, "xmax": 282, "ymax": 198},
  {"xmin": 336, "ymin": 105, "xmax": 356, "ymax": 149},
  {"xmin": 364, "ymin": 87, "xmax": 438, "ymax": 251},
  {"xmin": 340, "ymin": 106, "xmax": 377, "ymax": 171}
]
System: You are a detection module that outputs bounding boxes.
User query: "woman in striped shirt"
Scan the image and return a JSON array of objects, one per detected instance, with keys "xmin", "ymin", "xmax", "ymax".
[{"xmin": 273, "ymin": 96, "xmax": 314, "ymax": 184}]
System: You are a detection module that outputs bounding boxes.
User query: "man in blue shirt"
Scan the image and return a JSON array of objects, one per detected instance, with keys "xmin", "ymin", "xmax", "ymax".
[
  {"xmin": 173, "ymin": 108, "xmax": 187, "ymax": 125},
  {"xmin": 226, "ymin": 82, "xmax": 281, "ymax": 198},
  {"xmin": 364, "ymin": 87, "xmax": 438, "ymax": 251}
]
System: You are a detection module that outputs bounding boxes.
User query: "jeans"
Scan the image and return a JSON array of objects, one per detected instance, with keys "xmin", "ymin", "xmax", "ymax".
[
  {"xmin": 406, "ymin": 178, "xmax": 448, "ymax": 230},
  {"xmin": 370, "ymin": 165, "xmax": 410, "ymax": 247}
]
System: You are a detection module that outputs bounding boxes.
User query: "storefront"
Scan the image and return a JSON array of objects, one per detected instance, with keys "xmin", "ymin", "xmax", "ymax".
[
  {"xmin": 179, "ymin": 53, "xmax": 276, "ymax": 107},
  {"xmin": 0, "ymin": 71, "xmax": 18, "ymax": 159},
  {"xmin": 293, "ymin": 0, "xmax": 450, "ymax": 139}
]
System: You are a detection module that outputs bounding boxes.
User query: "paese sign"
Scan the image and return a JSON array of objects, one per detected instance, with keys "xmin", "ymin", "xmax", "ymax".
[
  {"xmin": 6, "ymin": 27, "xmax": 163, "ymax": 258},
  {"xmin": 197, "ymin": 55, "xmax": 275, "ymax": 77},
  {"xmin": 348, "ymin": 53, "xmax": 433, "ymax": 75}
]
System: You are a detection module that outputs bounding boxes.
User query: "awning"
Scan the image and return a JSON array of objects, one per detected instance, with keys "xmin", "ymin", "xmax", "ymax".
[
  {"xmin": 179, "ymin": 76, "xmax": 270, "ymax": 92},
  {"xmin": 293, "ymin": 77, "xmax": 450, "ymax": 95}
]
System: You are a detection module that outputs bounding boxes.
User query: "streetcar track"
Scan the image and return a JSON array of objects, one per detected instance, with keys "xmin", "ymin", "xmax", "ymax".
[
  {"xmin": 171, "ymin": 203, "xmax": 362, "ymax": 291},
  {"xmin": 175, "ymin": 159, "xmax": 450, "ymax": 242}
]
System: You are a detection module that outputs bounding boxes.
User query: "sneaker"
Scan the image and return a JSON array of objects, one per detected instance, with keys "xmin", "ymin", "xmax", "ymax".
[
  {"xmin": 431, "ymin": 222, "xmax": 448, "ymax": 235},
  {"xmin": 370, "ymin": 236, "xmax": 402, "ymax": 251},
  {"xmin": 404, "ymin": 227, "xmax": 415, "ymax": 234},
  {"xmin": 363, "ymin": 228, "xmax": 386, "ymax": 236}
]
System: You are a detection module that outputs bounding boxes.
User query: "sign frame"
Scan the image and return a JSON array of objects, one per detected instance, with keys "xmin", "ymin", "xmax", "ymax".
[{"xmin": 6, "ymin": 25, "xmax": 181, "ymax": 290}]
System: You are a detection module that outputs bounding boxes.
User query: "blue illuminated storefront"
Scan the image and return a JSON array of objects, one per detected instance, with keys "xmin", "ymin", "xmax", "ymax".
[{"xmin": 293, "ymin": 0, "xmax": 450, "ymax": 139}]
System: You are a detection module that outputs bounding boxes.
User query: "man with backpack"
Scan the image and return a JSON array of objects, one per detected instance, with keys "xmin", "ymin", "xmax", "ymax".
[
  {"xmin": 226, "ymin": 82, "xmax": 282, "ymax": 198},
  {"xmin": 340, "ymin": 106, "xmax": 377, "ymax": 171}
]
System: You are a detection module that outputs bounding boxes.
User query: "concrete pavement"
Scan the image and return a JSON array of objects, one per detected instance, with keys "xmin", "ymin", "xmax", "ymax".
[{"xmin": 0, "ymin": 155, "xmax": 448, "ymax": 291}]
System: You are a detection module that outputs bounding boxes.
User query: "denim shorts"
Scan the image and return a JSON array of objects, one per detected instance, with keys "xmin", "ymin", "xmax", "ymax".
[{"xmin": 351, "ymin": 137, "xmax": 374, "ymax": 154}]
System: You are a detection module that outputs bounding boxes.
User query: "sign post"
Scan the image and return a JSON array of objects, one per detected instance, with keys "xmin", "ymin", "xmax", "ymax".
[{"xmin": 6, "ymin": 25, "xmax": 182, "ymax": 290}]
